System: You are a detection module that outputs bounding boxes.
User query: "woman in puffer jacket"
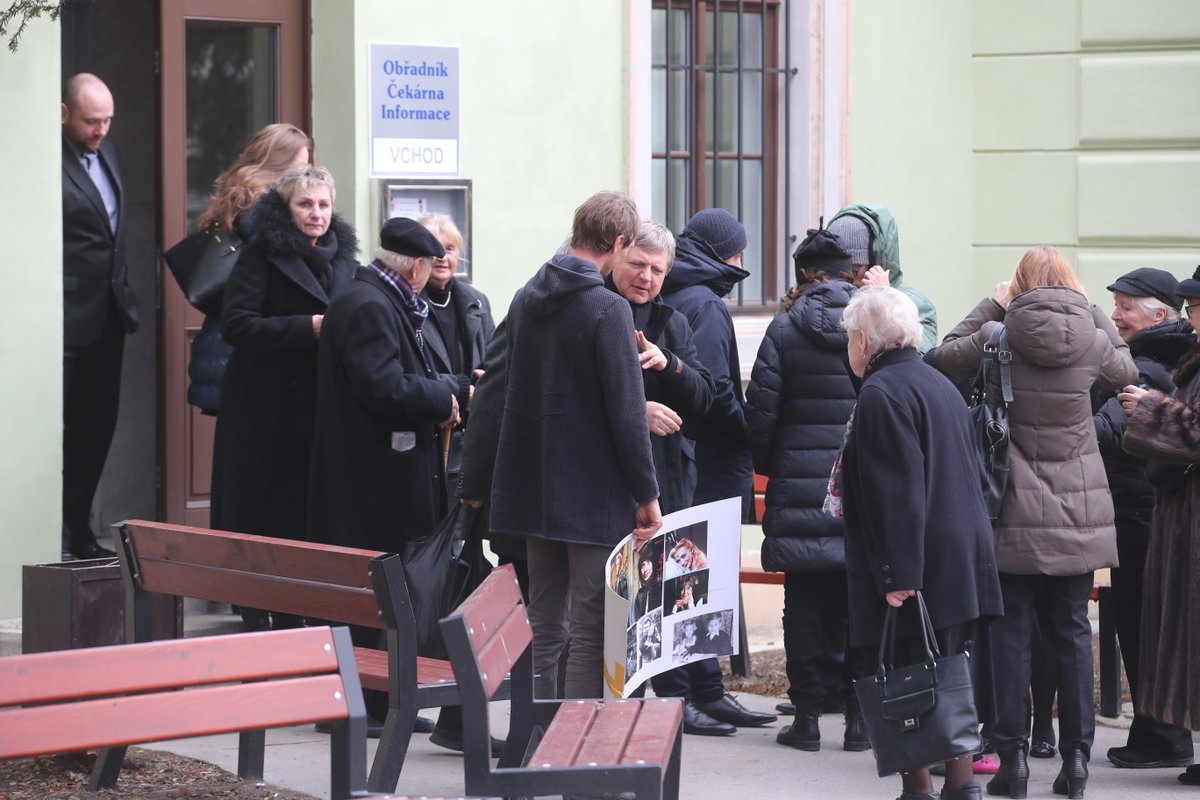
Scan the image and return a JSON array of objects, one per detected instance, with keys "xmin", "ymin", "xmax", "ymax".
[
  {"xmin": 935, "ymin": 246, "xmax": 1137, "ymax": 800},
  {"xmin": 746, "ymin": 226, "xmax": 865, "ymax": 752}
]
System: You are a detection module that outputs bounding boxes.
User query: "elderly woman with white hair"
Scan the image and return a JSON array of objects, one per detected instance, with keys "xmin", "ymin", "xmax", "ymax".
[{"xmin": 833, "ymin": 286, "xmax": 1003, "ymax": 800}]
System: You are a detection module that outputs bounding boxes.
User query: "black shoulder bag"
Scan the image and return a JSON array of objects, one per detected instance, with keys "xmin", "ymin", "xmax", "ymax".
[
  {"xmin": 162, "ymin": 227, "xmax": 242, "ymax": 317},
  {"xmin": 853, "ymin": 593, "xmax": 982, "ymax": 777},
  {"xmin": 969, "ymin": 325, "xmax": 1013, "ymax": 519}
]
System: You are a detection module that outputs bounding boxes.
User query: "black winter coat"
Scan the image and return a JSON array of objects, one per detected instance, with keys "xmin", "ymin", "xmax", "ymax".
[
  {"xmin": 1093, "ymin": 318, "xmax": 1195, "ymax": 546},
  {"xmin": 842, "ymin": 348, "xmax": 1003, "ymax": 647},
  {"xmin": 308, "ymin": 267, "xmax": 464, "ymax": 551},
  {"xmin": 746, "ymin": 281, "xmax": 857, "ymax": 572},
  {"xmin": 660, "ymin": 235, "xmax": 753, "ymax": 516},
  {"xmin": 210, "ymin": 191, "xmax": 357, "ymax": 540},
  {"xmin": 490, "ymin": 255, "xmax": 658, "ymax": 546}
]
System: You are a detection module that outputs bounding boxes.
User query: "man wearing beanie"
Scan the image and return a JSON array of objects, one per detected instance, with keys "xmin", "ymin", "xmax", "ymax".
[
  {"xmin": 489, "ymin": 190, "xmax": 662, "ymax": 700},
  {"xmin": 827, "ymin": 203, "xmax": 938, "ymax": 353},
  {"xmin": 746, "ymin": 226, "xmax": 868, "ymax": 752},
  {"xmin": 657, "ymin": 208, "xmax": 764, "ymax": 731},
  {"xmin": 1093, "ymin": 267, "xmax": 1195, "ymax": 770}
]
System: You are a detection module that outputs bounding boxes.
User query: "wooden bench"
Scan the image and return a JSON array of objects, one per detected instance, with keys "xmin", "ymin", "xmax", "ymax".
[
  {"xmin": 0, "ymin": 626, "xmax": 389, "ymax": 798},
  {"xmin": 108, "ymin": 520, "xmax": 508, "ymax": 793},
  {"xmin": 439, "ymin": 564, "xmax": 683, "ymax": 800}
]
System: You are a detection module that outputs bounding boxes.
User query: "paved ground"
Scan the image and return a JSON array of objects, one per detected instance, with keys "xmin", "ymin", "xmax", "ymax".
[{"xmin": 156, "ymin": 694, "xmax": 1198, "ymax": 800}]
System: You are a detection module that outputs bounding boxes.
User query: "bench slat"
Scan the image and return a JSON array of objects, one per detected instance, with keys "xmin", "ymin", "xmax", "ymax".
[
  {"xmin": 351, "ymin": 649, "xmax": 457, "ymax": 694},
  {"xmin": 574, "ymin": 700, "xmax": 639, "ymax": 767},
  {"xmin": 529, "ymin": 700, "xmax": 597, "ymax": 768},
  {"xmin": 621, "ymin": 698, "xmax": 683, "ymax": 767},
  {"xmin": 739, "ymin": 566, "xmax": 785, "ymax": 586},
  {"xmin": 132, "ymin": 558, "xmax": 382, "ymax": 628},
  {"xmin": 122, "ymin": 521, "xmax": 379, "ymax": 588},
  {"xmin": 454, "ymin": 568, "xmax": 524, "ymax": 654},
  {"xmin": 1, "ymin": 675, "xmax": 348, "ymax": 760},
  {"xmin": 0, "ymin": 628, "xmax": 338, "ymax": 707},
  {"xmin": 475, "ymin": 607, "xmax": 531, "ymax": 699}
]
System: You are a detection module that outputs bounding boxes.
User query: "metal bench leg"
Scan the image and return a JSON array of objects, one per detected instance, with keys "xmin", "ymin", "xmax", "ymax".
[
  {"xmin": 662, "ymin": 720, "xmax": 683, "ymax": 800},
  {"xmin": 1098, "ymin": 585, "xmax": 1122, "ymax": 718},
  {"xmin": 237, "ymin": 729, "xmax": 265, "ymax": 779},
  {"xmin": 367, "ymin": 703, "xmax": 414, "ymax": 792},
  {"xmin": 729, "ymin": 587, "xmax": 751, "ymax": 677},
  {"xmin": 89, "ymin": 745, "xmax": 126, "ymax": 790}
]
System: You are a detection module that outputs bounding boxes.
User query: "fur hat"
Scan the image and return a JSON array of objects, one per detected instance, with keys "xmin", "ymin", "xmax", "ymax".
[
  {"xmin": 380, "ymin": 217, "xmax": 445, "ymax": 258},
  {"xmin": 682, "ymin": 208, "xmax": 747, "ymax": 262},
  {"xmin": 826, "ymin": 215, "xmax": 871, "ymax": 265}
]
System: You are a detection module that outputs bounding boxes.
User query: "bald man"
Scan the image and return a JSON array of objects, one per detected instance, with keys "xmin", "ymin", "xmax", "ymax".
[{"xmin": 61, "ymin": 73, "xmax": 139, "ymax": 559}]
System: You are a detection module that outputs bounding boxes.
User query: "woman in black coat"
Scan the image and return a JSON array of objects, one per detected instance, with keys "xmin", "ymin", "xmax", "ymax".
[
  {"xmin": 838, "ymin": 286, "xmax": 1003, "ymax": 800},
  {"xmin": 211, "ymin": 164, "xmax": 357, "ymax": 630},
  {"xmin": 746, "ymin": 227, "xmax": 862, "ymax": 752}
]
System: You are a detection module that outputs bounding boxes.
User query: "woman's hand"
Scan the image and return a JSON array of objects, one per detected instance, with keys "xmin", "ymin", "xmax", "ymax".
[
  {"xmin": 861, "ymin": 265, "xmax": 890, "ymax": 288},
  {"xmin": 992, "ymin": 281, "xmax": 1012, "ymax": 309},
  {"xmin": 886, "ymin": 589, "xmax": 915, "ymax": 608},
  {"xmin": 312, "ymin": 314, "xmax": 324, "ymax": 338},
  {"xmin": 1118, "ymin": 384, "xmax": 1149, "ymax": 414}
]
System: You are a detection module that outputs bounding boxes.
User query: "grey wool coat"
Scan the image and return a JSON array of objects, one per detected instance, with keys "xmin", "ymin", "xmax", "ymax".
[
  {"xmin": 935, "ymin": 288, "xmax": 1138, "ymax": 576},
  {"xmin": 1122, "ymin": 347, "xmax": 1200, "ymax": 731}
]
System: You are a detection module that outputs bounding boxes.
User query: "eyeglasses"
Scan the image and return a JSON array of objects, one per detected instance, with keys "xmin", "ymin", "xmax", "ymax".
[{"xmin": 1187, "ymin": 304, "xmax": 1200, "ymax": 318}]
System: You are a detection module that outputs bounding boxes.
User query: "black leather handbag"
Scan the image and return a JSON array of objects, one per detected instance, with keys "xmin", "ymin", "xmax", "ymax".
[
  {"xmin": 969, "ymin": 325, "xmax": 1013, "ymax": 519},
  {"xmin": 162, "ymin": 227, "xmax": 242, "ymax": 317},
  {"xmin": 854, "ymin": 592, "xmax": 982, "ymax": 777}
]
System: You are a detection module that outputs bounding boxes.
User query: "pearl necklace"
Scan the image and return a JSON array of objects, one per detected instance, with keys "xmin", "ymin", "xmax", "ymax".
[{"xmin": 427, "ymin": 290, "xmax": 452, "ymax": 308}]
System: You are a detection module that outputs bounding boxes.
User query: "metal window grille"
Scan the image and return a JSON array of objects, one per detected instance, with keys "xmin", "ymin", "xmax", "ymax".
[{"xmin": 652, "ymin": 0, "xmax": 793, "ymax": 309}]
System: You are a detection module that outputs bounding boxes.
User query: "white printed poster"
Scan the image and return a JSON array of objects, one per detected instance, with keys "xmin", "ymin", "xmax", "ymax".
[{"xmin": 602, "ymin": 497, "xmax": 742, "ymax": 698}]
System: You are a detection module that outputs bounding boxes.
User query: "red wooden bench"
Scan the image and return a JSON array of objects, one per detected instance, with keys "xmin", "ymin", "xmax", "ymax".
[
  {"xmin": 0, "ymin": 626, "xmax": 391, "ymax": 798},
  {"xmin": 439, "ymin": 564, "xmax": 684, "ymax": 800},
  {"xmin": 107, "ymin": 520, "xmax": 508, "ymax": 793}
]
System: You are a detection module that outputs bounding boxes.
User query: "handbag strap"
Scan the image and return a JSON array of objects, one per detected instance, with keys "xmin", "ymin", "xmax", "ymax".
[
  {"xmin": 874, "ymin": 590, "xmax": 941, "ymax": 678},
  {"xmin": 978, "ymin": 325, "xmax": 1013, "ymax": 405}
]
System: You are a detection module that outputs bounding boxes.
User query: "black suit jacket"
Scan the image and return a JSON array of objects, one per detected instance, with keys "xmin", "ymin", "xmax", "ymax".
[
  {"xmin": 61, "ymin": 136, "xmax": 138, "ymax": 347},
  {"xmin": 308, "ymin": 267, "xmax": 462, "ymax": 551}
]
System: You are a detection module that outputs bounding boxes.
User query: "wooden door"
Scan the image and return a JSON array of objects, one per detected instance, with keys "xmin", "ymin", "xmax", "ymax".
[{"xmin": 160, "ymin": 0, "xmax": 308, "ymax": 525}]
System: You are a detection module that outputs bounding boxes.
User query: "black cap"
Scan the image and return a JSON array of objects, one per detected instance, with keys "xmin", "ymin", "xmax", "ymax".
[
  {"xmin": 380, "ymin": 217, "xmax": 445, "ymax": 258},
  {"xmin": 1106, "ymin": 267, "xmax": 1180, "ymax": 310},
  {"xmin": 792, "ymin": 227, "xmax": 852, "ymax": 284},
  {"xmin": 1177, "ymin": 265, "xmax": 1200, "ymax": 302}
]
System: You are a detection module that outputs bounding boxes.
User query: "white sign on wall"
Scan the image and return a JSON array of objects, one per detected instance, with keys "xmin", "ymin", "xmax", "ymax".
[{"xmin": 369, "ymin": 42, "xmax": 460, "ymax": 177}]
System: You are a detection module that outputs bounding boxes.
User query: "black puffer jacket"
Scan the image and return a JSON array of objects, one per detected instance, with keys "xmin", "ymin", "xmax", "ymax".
[
  {"xmin": 746, "ymin": 280, "xmax": 857, "ymax": 572},
  {"xmin": 1093, "ymin": 318, "xmax": 1196, "ymax": 545}
]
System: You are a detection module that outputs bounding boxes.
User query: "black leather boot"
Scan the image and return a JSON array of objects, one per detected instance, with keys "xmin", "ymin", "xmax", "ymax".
[
  {"xmin": 843, "ymin": 697, "xmax": 871, "ymax": 752},
  {"xmin": 776, "ymin": 711, "xmax": 820, "ymax": 751},
  {"xmin": 941, "ymin": 782, "xmax": 983, "ymax": 800},
  {"xmin": 1052, "ymin": 746, "xmax": 1088, "ymax": 799},
  {"xmin": 985, "ymin": 742, "xmax": 1029, "ymax": 799}
]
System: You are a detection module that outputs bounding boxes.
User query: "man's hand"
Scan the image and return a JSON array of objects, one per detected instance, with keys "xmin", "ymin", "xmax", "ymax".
[
  {"xmin": 646, "ymin": 401, "xmax": 682, "ymax": 437},
  {"xmin": 861, "ymin": 265, "xmax": 890, "ymax": 288},
  {"xmin": 460, "ymin": 498, "xmax": 484, "ymax": 509},
  {"xmin": 312, "ymin": 314, "xmax": 324, "ymax": 338},
  {"xmin": 632, "ymin": 498, "xmax": 662, "ymax": 546},
  {"xmin": 444, "ymin": 393, "xmax": 461, "ymax": 427},
  {"xmin": 1118, "ymin": 384, "xmax": 1149, "ymax": 414},
  {"xmin": 886, "ymin": 589, "xmax": 915, "ymax": 608},
  {"xmin": 637, "ymin": 331, "xmax": 668, "ymax": 371}
]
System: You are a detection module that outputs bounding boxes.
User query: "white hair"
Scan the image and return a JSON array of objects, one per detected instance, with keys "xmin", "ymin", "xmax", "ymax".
[
  {"xmin": 373, "ymin": 247, "xmax": 425, "ymax": 276},
  {"xmin": 841, "ymin": 286, "xmax": 922, "ymax": 350},
  {"xmin": 1135, "ymin": 294, "xmax": 1181, "ymax": 321}
]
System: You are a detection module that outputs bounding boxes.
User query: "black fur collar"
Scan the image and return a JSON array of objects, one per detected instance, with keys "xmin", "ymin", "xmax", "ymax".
[{"xmin": 244, "ymin": 188, "xmax": 359, "ymax": 261}]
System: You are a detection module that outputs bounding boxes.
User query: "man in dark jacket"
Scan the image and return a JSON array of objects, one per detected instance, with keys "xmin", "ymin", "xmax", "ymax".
[
  {"xmin": 490, "ymin": 191, "xmax": 662, "ymax": 700},
  {"xmin": 1094, "ymin": 268, "xmax": 1196, "ymax": 769},
  {"xmin": 660, "ymin": 208, "xmax": 754, "ymax": 521},
  {"xmin": 61, "ymin": 73, "xmax": 139, "ymax": 559}
]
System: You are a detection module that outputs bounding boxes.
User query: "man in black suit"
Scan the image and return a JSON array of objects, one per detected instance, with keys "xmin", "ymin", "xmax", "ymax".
[{"xmin": 61, "ymin": 73, "xmax": 139, "ymax": 559}]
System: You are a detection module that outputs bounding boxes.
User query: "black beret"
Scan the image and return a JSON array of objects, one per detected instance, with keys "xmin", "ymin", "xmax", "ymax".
[
  {"xmin": 792, "ymin": 227, "xmax": 852, "ymax": 283},
  {"xmin": 1106, "ymin": 267, "xmax": 1180, "ymax": 310},
  {"xmin": 380, "ymin": 217, "xmax": 445, "ymax": 258}
]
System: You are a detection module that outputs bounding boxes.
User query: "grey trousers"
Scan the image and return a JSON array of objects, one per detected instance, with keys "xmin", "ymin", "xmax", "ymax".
[{"xmin": 526, "ymin": 536, "xmax": 611, "ymax": 699}]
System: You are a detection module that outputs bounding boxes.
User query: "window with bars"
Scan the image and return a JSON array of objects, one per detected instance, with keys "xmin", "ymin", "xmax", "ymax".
[{"xmin": 651, "ymin": 0, "xmax": 791, "ymax": 309}]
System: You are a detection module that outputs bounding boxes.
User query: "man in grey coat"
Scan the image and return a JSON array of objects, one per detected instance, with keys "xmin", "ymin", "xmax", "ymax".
[{"xmin": 489, "ymin": 191, "xmax": 662, "ymax": 699}]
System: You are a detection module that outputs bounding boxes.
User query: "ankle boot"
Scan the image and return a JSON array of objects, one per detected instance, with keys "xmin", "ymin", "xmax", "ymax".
[
  {"xmin": 985, "ymin": 743, "xmax": 1029, "ymax": 799},
  {"xmin": 843, "ymin": 698, "xmax": 871, "ymax": 752},
  {"xmin": 941, "ymin": 782, "xmax": 983, "ymax": 800},
  {"xmin": 1052, "ymin": 746, "xmax": 1088, "ymax": 799},
  {"xmin": 776, "ymin": 711, "xmax": 820, "ymax": 751}
]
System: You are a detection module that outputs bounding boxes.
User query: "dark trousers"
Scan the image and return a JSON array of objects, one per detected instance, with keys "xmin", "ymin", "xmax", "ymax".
[
  {"xmin": 992, "ymin": 573, "xmax": 1095, "ymax": 760},
  {"xmin": 62, "ymin": 311, "xmax": 125, "ymax": 551},
  {"xmin": 783, "ymin": 570, "xmax": 854, "ymax": 711},
  {"xmin": 1112, "ymin": 539, "xmax": 1195, "ymax": 756},
  {"xmin": 651, "ymin": 657, "xmax": 724, "ymax": 705}
]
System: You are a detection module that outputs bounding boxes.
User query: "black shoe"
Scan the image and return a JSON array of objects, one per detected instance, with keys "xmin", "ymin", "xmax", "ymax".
[
  {"xmin": 942, "ymin": 782, "xmax": 983, "ymax": 800},
  {"xmin": 985, "ymin": 744, "xmax": 1029, "ymax": 799},
  {"xmin": 694, "ymin": 692, "xmax": 776, "ymax": 727},
  {"xmin": 682, "ymin": 700, "xmax": 735, "ymax": 736},
  {"xmin": 1106, "ymin": 745, "xmax": 1192, "ymax": 768},
  {"xmin": 776, "ymin": 713, "xmax": 820, "ymax": 751},
  {"xmin": 776, "ymin": 700, "xmax": 795, "ymax": 715},
  {"xmin": 429, "ymin": 726, "xmax": 505, "ymax": 757},
  {"xmin": 843, "ymin": 713, "xmax": 871, "ymax": 752},
  {"xmin": 68, "ymin": 541, "xmax": 116, "ymax": 560},
  {"xmin": 412, "ymin": 715, "xmax": 436, "ymax": 733},
  {"xmin": 1052, "ymin": 747, "xmax": 1088, "ymax": 799},
  {"xmin": 1180, "ymin": 765, "xmax": 1200, "ymax": 785},
  {"xmin": 896, "ymin": 792, "xmax": 937, "ymax": 800},
  {"xmin": 1030, "ymin": 740, "xmax": 1057, "ymax": 759}
]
